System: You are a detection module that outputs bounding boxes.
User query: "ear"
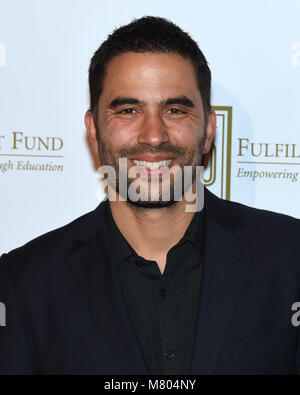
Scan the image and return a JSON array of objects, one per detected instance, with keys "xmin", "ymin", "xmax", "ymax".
[
  {"xmin": 85, "ymin": 110, "xmax": 99, "ymax": 156},
  {"xmin": 204, "ymin": 108, "xmax": 216, "ymax": 154}
]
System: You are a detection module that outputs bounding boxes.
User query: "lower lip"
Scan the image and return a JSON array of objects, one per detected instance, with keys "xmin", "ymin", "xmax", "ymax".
[{"xmin": 129, "ymin": 160, "xmax": 175, "ymax": 176}]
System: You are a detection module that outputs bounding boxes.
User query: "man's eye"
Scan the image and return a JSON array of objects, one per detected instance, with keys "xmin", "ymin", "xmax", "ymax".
[
  {"xmin": 167, "ymin": 108, "xmax": 186, "ymax": 114},
  {"xmin": 118, "ymin": 108, "xmax": 137, "ymax": 114}
]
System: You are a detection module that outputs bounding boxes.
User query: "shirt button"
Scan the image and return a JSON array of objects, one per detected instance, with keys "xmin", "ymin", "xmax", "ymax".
[
  {"xmin": 135, "ymin": 259, "xmax": 144, "ymax": 267},
  {"xmin": 164, "ymin": 351, "xmax": 175, "ymax": 359},
  {"xmin": 160, "ymin": 288, "xmax": 167, "ymax": 298}
]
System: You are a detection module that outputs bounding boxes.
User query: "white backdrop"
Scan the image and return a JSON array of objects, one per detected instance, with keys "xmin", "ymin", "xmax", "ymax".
[{"xmin": 0, "ymin": 0, "xmax": 299, "ymax": 254}]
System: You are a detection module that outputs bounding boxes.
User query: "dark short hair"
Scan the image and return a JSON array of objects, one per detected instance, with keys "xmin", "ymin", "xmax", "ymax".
[{"xmin": 89, "ymin": 16, "xmax": 211, "ymax": 123}]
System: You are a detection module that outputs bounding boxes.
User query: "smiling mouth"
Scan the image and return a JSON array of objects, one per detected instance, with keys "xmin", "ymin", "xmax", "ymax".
[{"xmin": 132, "ymin": 159, "xmax": 173, "ymax": 170}]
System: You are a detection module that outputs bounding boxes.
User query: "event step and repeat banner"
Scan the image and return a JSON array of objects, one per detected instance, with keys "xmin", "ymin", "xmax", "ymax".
[{"xmin": 0, "ymin": 0, "xmax": 299, "ymax": 254}]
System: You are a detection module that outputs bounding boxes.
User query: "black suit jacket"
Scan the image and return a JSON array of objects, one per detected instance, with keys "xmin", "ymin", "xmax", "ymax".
[{"xmin": 1, "ymin": 189, "xmax": 300, "ymax": 375}]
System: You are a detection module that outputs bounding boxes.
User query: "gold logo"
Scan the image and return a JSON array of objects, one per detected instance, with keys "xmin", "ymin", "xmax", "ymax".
[
  {"xmin": 0, "ymin": 132, "xmax": 64, "ymax": 173},
  {"xmin": 204, "ymin": 106, "xmax": 233, "ymax": 200}
]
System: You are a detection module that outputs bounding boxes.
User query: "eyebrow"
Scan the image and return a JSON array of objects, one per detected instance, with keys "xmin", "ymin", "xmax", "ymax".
[
  {"xmin": 160, "ymin": 96, "xmax": 195, "ymax": 108},
  {"xmin": 109, "ymin": 97, "xmax": 145, "ymax": 108},
  {"xmin": 108, "ymin": 95, "xmax": 195, "ymax": 109}
]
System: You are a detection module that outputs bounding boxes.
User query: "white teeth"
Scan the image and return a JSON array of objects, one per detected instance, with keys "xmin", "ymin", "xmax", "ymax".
[{"xmin": 133, "ymin": 159, "xmax": 172, "ymax": 169}]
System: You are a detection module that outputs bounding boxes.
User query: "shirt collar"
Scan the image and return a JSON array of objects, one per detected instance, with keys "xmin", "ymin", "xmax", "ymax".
[
  {"xmin": 105, "ymin": 200, "xmax": 134, "ymax": 265},
  {"xmin": 105, "ymin": 200, "xmax": 206, "ymax": 267}
]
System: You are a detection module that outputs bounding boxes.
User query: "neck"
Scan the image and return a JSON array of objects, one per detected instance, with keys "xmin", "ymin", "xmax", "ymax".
[{"xmin": 109, "ymin": 196, "xmax": 196, "ymax": 274}]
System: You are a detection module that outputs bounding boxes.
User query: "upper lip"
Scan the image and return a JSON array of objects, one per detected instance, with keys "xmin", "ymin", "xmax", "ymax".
[{"xmin": 129, "ymin": 155, "xmax": 174, "ymax": 162}]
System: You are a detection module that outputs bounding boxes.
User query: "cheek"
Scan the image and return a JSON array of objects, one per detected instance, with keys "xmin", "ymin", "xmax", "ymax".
[
  {"xmin": 170, "ymin": 125, "xmax": 200, "ymax": 146},
  {"xmin": 103, "ymin": 120, "xmax": 139, "ymax": 149}
]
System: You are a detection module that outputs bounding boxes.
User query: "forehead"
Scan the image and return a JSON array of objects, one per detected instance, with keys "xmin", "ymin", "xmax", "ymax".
[{"xmin": 100, "ymin": 52, "xmax": 201, "ymax": 103}]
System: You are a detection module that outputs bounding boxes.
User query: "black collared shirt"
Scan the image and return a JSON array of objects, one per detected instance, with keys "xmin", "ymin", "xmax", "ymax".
[{"xmin": 106, "ymin": 202, "xmax": 205, "ymax": 375}]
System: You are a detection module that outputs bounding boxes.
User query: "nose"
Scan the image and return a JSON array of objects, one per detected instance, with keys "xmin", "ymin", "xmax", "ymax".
[{"xmin": 137, "ymin": 111, "xmax": 169, "ymax": 147}]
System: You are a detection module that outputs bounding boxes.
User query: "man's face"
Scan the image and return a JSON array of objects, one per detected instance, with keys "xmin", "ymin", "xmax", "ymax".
[{"xmin": 86, "ymin": 52, "xmax": 215, "ymax": 208}]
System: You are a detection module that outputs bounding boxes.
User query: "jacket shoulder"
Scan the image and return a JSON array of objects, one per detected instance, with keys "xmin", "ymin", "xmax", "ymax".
[
  {"xmin": 205, "ymin": 188, "xmax": 299, "ymax": 246},
  {"xmin": 224, "ymin": 197, "xmax": 299, "ymax": 227},
  {"xmin": 219, "ymin": 195, "xmax": 300, "ymax": 248},
  {"xmin": 0, "ymin": 201, "xmax": 107, "ymax": 274}
]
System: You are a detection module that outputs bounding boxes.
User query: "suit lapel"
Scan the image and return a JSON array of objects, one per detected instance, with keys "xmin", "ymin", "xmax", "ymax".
[
  {"xmin": 67, "ymin": 200, "xmax": 149, "ymax": 374},
  {"xmin": 66, "ymin": 190, "xmax": 251, "ymax": 375},
  {"xmin": 190, "ymin": 190, "xmax": 251, "ymax": 374}
]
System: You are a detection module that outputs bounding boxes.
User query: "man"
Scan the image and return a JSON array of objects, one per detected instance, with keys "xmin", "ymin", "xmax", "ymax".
[{"xmin": 0, "ymin": 16, "xmax": 300, "ymax": 375}]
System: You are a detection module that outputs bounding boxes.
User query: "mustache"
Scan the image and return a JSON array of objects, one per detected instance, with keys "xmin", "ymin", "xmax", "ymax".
[{"xmin": 118, "ymin": 144, "xmax": 186, "ymax": 158}]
